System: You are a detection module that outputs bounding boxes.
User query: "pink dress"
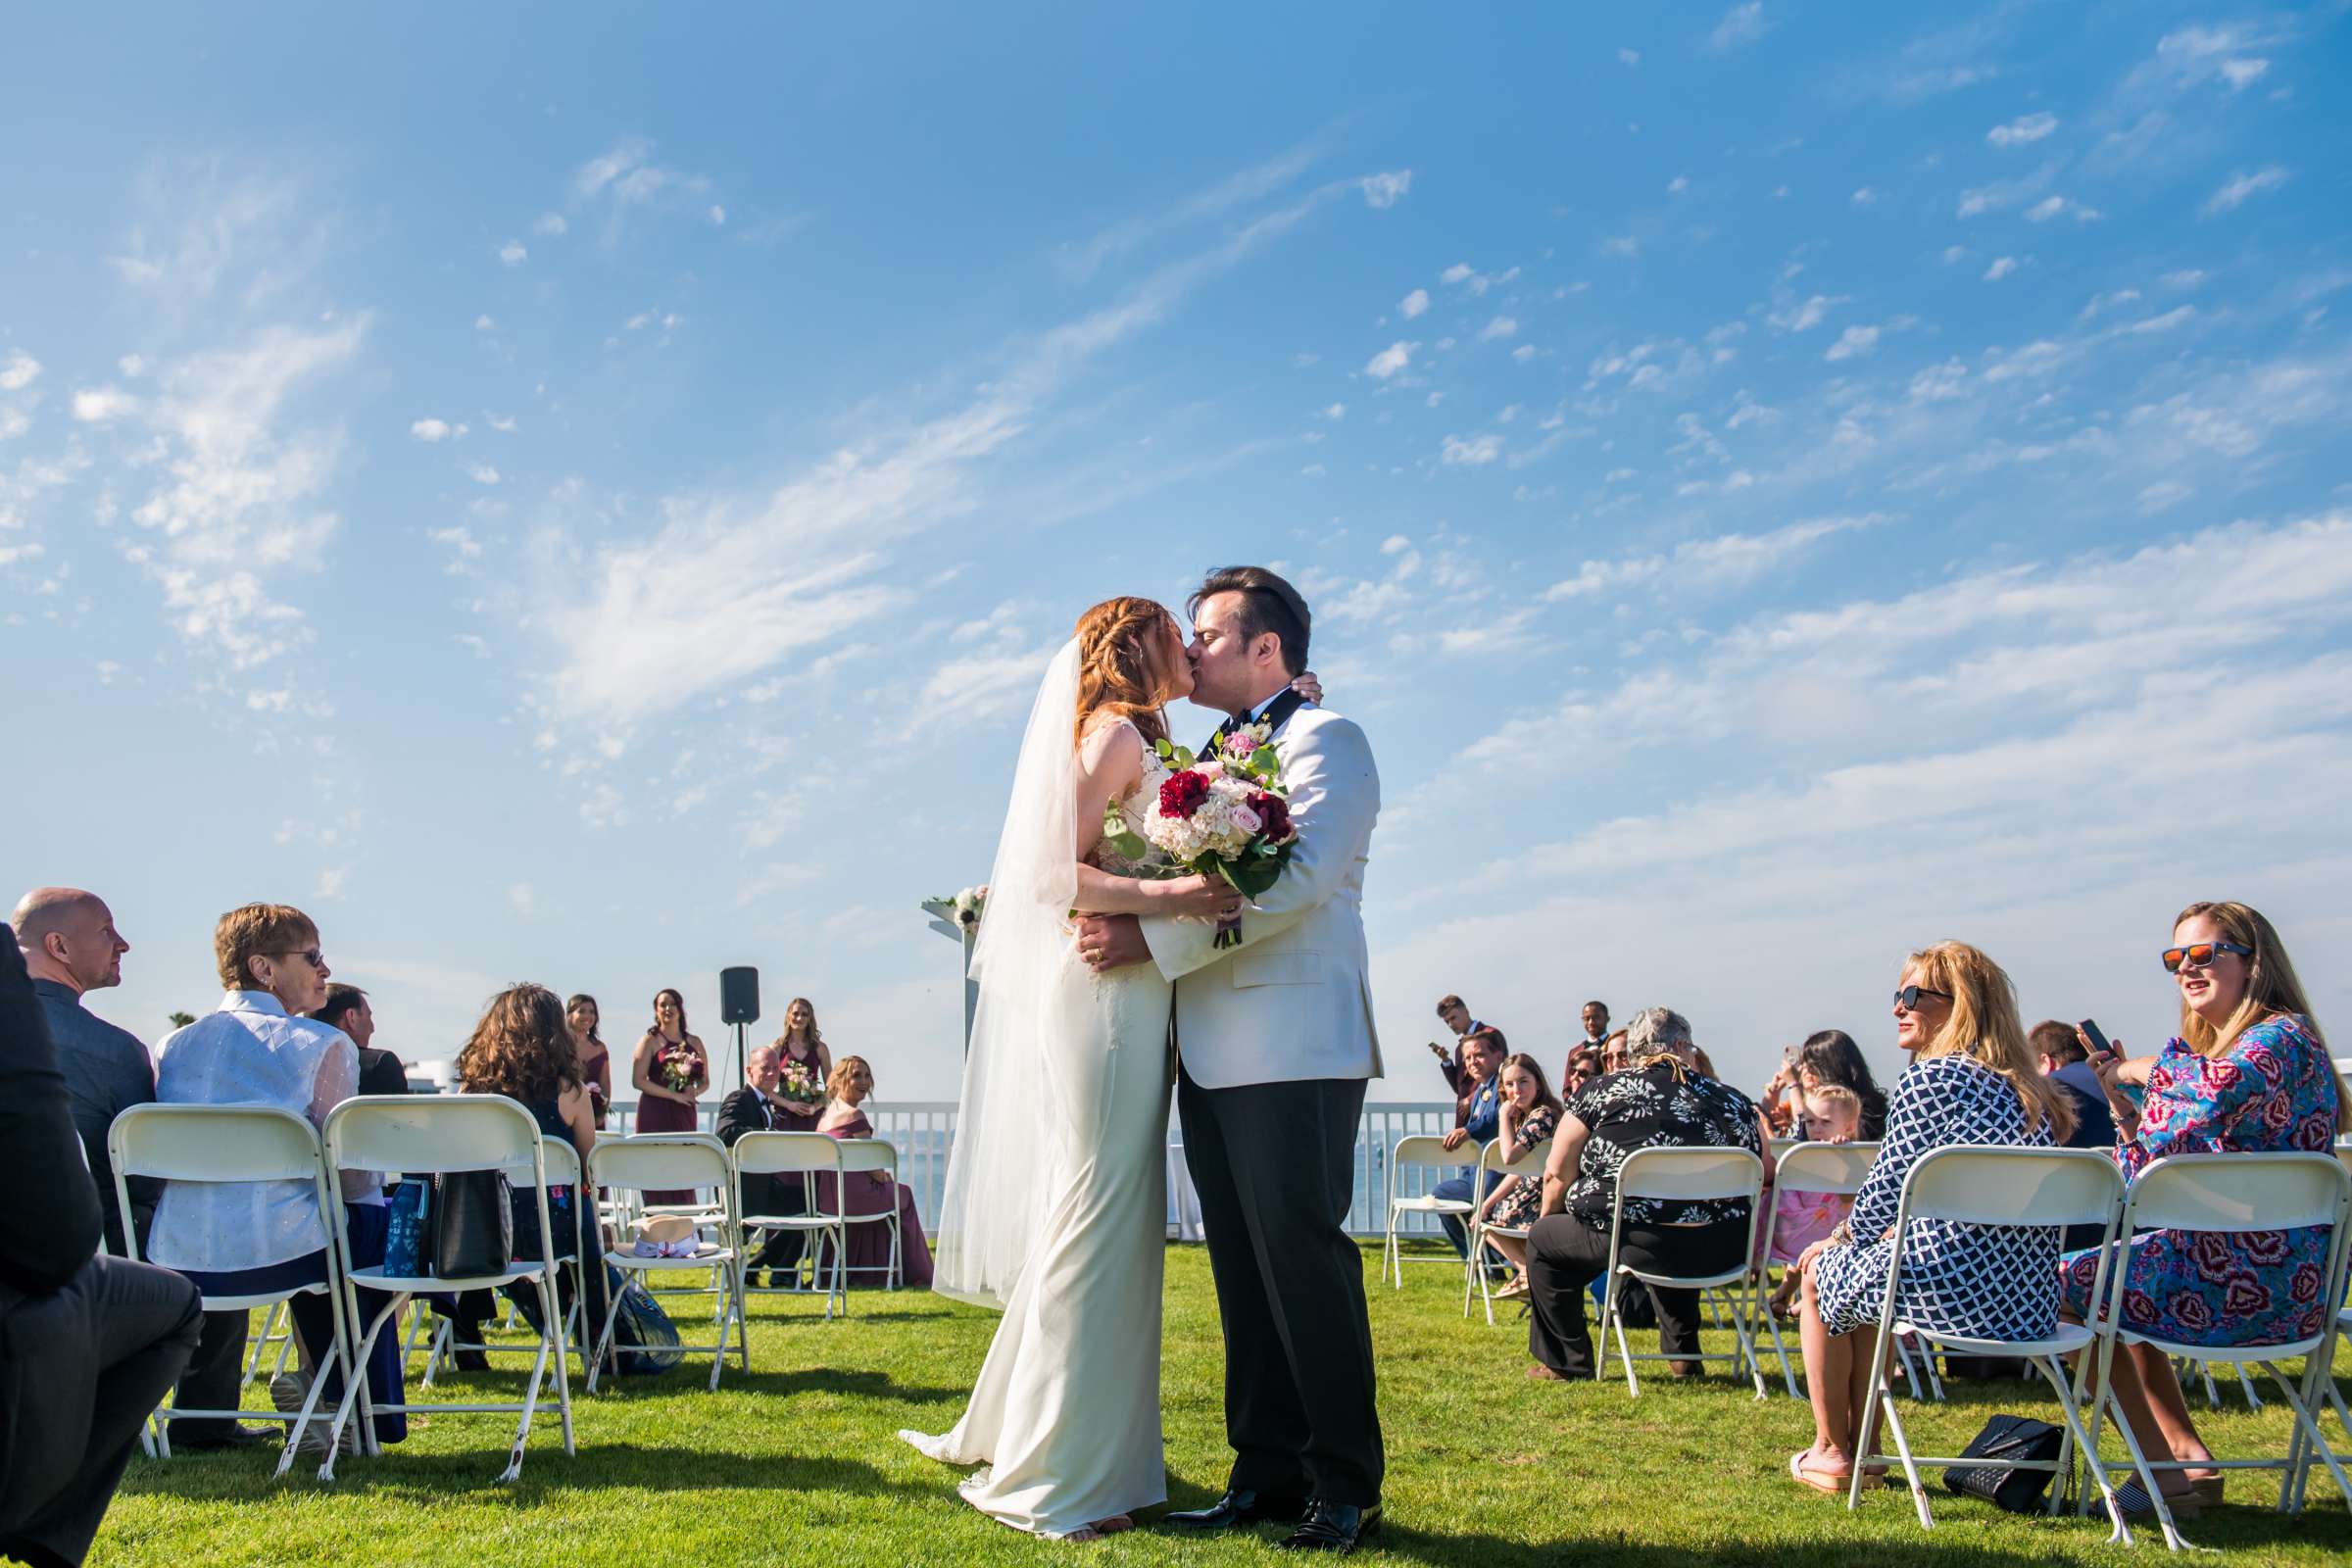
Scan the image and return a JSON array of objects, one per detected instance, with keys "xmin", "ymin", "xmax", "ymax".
[
  {"xmin": 814, "ymin": 1111, "xmax": 934, "ymax": 1289},
  {"xmin": 1756, "ymin": 1182, "xmax": 1853, "ymax": 1268}
]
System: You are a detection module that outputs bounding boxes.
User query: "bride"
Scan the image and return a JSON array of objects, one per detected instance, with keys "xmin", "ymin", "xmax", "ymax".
[{"xmin": 900, "ymin": 597, "xmax": 1257, "ymax": 1541}]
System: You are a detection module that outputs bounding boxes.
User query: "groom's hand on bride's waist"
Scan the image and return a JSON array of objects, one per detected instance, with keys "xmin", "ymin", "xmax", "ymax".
[{"xmin": 1074, "ymin": 913, "xmax": 1152, "ymax": 972}]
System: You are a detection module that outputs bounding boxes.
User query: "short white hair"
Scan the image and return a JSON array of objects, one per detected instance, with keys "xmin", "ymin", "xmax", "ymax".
[{"xmin": 1623, "ymin": 1005, "xmax": 1692, "ymax": 1061}]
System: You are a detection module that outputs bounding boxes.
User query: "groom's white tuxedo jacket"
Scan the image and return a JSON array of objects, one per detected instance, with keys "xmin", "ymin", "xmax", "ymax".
[{"xmin": 1141, "ymin": 703, "xmax": 1383, "ymax": 1091}]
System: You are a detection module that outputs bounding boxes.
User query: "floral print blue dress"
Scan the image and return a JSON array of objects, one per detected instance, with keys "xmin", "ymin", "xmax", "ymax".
[{"xmin": 2056, "ymin": 1014, "xmax": 2342, "ymax": 1348}]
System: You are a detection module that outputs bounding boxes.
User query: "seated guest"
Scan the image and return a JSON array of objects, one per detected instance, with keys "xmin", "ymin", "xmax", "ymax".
[
  {"xmin": 1792, "ymin": 1028, "xmax": 1889, "ymax": 1141},
  {"xmin": 2054, "ymin": 902, "xmax": 2345, "ymax": 1516},
  {"xmin": 1472, "ymin": 1054, "xmax": 1564, "ymax": 1298},
  {"xmin": 813, "ymin": 1056, "xmax": 933, "ymax": 1290},
  {"xmin": 1431, "ymin": 1027, "xmax": 1507, "ymax": 1258},
  {"xmin": 148, "ymin": 903, "xmax": 405, "ymax": 1453},
  {"xmin": 1599, "ymin": 1029, "xmax": 1630, "ymax": 1075},
  {"xmin": 1561, "ymin": 1044, "xmax": 1601, "ymax": 1102},
  {"xmin": 1522, "ymin": 1006, "xmax": 1771, "ymax": 1381},
  {"xmin": 11, "ymin": 888, "xmax": 156, "ymax": 1258},
  {"xmin": 2030, "ymin": 1018, "xmax": 2116, "ymax": 1152},
  {"xmin": 445, "ymin": 984, "xmax": 604, "ymax": 1367},
  {"xmin": 1426, "ymin": 993, "xmax": 1486, "ymax": 1096},
  {"xmin": 717, "ymin": 1045, "xmax": 808, "ymax": 1286},
  {"xmin": 1788, "ymin": 942, "xmax": 2072, "ymax": 1495},
  {"xmin": 2, "ymin": 924, "xmax": 202, "ymax": 1568},
  {"xmin": 311, "ymin": 984, "xmax": 406, "ymax": 1097},
  {"xmin": 564, "ymin": 994, "xmax": 612, "ymax": 1128},
  {"xmin": 1756, "ymin": 1085, "xmax": 1862, "ymax": 1318}
]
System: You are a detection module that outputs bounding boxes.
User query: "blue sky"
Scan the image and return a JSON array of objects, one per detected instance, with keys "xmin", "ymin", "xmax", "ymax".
[{"xmin": 5, "ymin": 3, "xmax": 2349, "ymax": 1103}]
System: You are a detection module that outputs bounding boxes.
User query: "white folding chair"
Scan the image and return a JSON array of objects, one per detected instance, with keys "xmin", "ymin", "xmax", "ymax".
[
  {"xmin": 2297, "ymin": 1143, "xmax": 2352, "ymax": 1476},
  {"xmin": 1384, "ymin": 1134, "xmax": 1480, "ymax": 1288},
  {"xmin": 732, "ymin": 1131, "xmax": 852, "ymax": 1318},
  {"xmin": 2087, "ymin": 1151, "xmax": 2352, "ymax": 1549},
  {"xmin": 1847, "ymin": 1147, "xmax": 2134, "ymax": 1540},
  {"xmin": 109, "ymin": 1104, "xmax": 354, "ymax": 1476},
  {"xmin": 1597, "ymin": 1145, "xmax": 1769, "ymax": 1397},
  {"xmin": 585, "ymin": 1134, "xmax": 748, "ymax": 1392},
  {"xmin": 321, "ymin": 1095, "xmax": 575, "ymax": 1482},
  {"xmin": 826, "ymin": 1138, "xmax": 906, "ymax": 1292},
  {"xmin": 418, "ymin": 1139, "xmax": 593, "ymax": 1383},
  {"xmin": 1751, "ymin": 1141, "xmax": 1880, "ymax": 1398},
  {"xmin": 1463, "ymin": 1137, "xmax": 1551, "ymax": 1325}
]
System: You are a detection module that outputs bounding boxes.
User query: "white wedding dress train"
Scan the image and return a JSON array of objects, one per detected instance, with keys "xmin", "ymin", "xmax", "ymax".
[{"xmin": 900, "ymin": 713, "xmax": 1173, "ymax": 1537}]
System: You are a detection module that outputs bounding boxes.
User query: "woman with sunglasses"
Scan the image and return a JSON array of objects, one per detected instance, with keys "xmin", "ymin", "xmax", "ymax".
[
  {"xmin": 2052, "ymin": 901, "xmax": 2345, "ymax": 1515},
  {"xmin": 1788, "ymin": 941, "xmax": 2074, "ymax": 1496}
]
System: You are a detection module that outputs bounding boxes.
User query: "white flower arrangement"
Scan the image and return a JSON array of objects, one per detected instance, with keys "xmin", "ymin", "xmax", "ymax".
[{"xmin": 950, "ymin": 885, "xmax": 987, "ymax": 930}]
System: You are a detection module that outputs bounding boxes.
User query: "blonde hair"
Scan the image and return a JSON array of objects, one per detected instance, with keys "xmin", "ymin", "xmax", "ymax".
[
  {"xmin": 773, "ymin": 996, "xmax": 832, "ymax": 1079},
  {"xmin": 2173, "ymin": 901, "xmax": 2347, "ymax": 1133},
  {"xmin": 213, "ymin": 903, "xmax": 318, "ymax": 990},
  {"xmin": 1805, "ymin": 1083, "xmax": 1863, "ymax": 1128},
  {"xmin": 826, "ymin": 1054, "xmax": 872, "ymax": 1101},
  {"xmin": 1903, "ymin": 941, "xmax": 2075, "ymax": 1143}
]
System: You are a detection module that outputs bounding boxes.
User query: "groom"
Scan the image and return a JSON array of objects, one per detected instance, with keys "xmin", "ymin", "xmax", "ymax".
[{"xmin": 1075, "ymin": 565, "xmax": 1384, "ymax": 1552}]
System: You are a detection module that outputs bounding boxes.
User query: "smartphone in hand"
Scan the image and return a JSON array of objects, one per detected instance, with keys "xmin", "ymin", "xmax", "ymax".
[{"xmin": 2078, "ymin": 1018, "xmax": 2117, "ymax": 1061}]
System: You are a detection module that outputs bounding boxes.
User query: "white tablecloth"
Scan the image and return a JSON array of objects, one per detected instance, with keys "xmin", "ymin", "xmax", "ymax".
[{"xmin": 1167, "ymin": 1143, "xmax": 1204, "ymax": 1241}]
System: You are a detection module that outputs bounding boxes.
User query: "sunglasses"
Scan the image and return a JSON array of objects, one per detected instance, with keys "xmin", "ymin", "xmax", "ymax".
[
  {"xmin": 1892, "ymin": 985, "xmax": 1953, "ymax": 1011},
  {"xmin": 2162, "ymin": 941, "xmax": 2252, "ymax": 974},
  {"xmin": 278, "ymin": 948, "xmax": 324, "ymax": 969}
]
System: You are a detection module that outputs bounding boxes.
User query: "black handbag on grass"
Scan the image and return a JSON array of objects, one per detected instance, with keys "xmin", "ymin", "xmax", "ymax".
[
  {"xmin": 430, "ymin": 1170, "xmax": 514, "ymax": 1279},
  {"xmin": 1944, "ymin": 1414, "xmax": 2065, "ymax": 1512}
]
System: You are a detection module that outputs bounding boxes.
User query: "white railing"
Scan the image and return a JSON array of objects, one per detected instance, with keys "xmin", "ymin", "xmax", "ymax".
[{"xmin": 603, "ymin": 1097, "xmax": 1463, "ymax": 1239}]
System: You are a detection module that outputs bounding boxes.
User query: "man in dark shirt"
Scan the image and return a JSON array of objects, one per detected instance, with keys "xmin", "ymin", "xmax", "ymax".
[
  {"xmin": 716, "ymin": 1046, "xmax": 807, "ymax": 1286},
  {"xmin": 310, "ymin": 984, "xmax": 408, "ymax": 1096},
  {"xmin": 11, "ymin": 889, "xmax": 156, "ymax": 1257},
  {"xmin": 2031, "ymin": 1019, "xmax": 2119, "ymax": 1252}
]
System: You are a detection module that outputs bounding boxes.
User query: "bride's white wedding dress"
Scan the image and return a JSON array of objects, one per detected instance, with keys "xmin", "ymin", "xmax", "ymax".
[{"xmin": 900, "ymin": 689, "xmax": 1173, "ymax": 1536}]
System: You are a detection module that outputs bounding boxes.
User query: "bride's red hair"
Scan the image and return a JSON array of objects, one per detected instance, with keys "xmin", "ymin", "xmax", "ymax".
[{"xmin": 1073, "ymin": 597, "xmax": 1177, "ymax": 752}]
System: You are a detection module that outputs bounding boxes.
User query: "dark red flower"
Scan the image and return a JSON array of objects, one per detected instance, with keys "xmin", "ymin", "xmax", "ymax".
[
  {"xmin": 2220, "ymin": 1273, "xmax": 2271, "ymax": 1317},
  {"xmin": 1158, "ymin": 769, "xmax": 1210, "ymax": 818},
  {"xmin": 2189, "ymin": 1230, "xmax": 2233, "ymax": 1284},
  {"xmin": 2289, "ymin": 1262, "xmax": 2323, "ymax": 1303},
  {"xmin": 1249, "ymin": 790, "xmax": 1294, "ymax": 844},
  {"xmin": 2240, "ymin": 1228, "xmax": 2289, "ymax": 1267},
  {"xmin": 2168, "ymin": 1290, "xmax": 2213, "ymax": 1333}
]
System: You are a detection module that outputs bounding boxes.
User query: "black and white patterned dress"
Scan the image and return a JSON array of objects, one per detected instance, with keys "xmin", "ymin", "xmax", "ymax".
[
  {"xmin": 1563, "ymin": 1061, "xmax": 1763, "ymax": 1232},
  {"xmin": 1810, "ymin": 1054, "xmax": 2061, "ymax": 1340}
]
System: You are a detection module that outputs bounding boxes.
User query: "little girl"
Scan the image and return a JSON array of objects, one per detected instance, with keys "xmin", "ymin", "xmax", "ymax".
[
  {"xmin": 1759, "ymin": 1084, "xmax": 1862, "ymax": 1316},
  {"xmin": 1473, "ymin": 1054, "xmax": 1564, "ymax": 1299}
]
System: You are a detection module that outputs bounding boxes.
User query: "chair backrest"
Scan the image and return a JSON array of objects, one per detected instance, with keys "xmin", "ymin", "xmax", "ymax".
[
  {"xmin": 834, "ymin": 1137, "xmax": 897, "ymax": 1176},
  {"xmin": 1393, "ymin": 1134, "xmax": 1476, "ymax": 1174},
  {"xmin": 1772, "ymin": 1141, "xmax": 1880, "ymax": 1198},
  {"xmin": 732, "ymin": 1130, "xmax": 846, "ymax": 1177},
  {"xmin": 2122, "ymin": 1152, "xmax": 2349, "ymax": 1236},
  {"xmin": 1615, "ymin": 1145, "xmax": 1763, "ymax": 1203},
  {"xmin": 1481, "ymin": 1136, "xmax": 1551, "ymax": 1181},
  {"xmin": 504, "ymin": 1137, "xmax": 581, "ymax": 1189},
  {"xmin": 111, "ymin": 1103, "xmax": 325, "ymax": 1186},
  {"xmin": 1899, "ymin": 1145, "xmax": 2123, "ymax": 1228},
  {"xmin": 589, "ymin": 1133, "xmax": 731, "ymax": 1196},
  {"xmin": 325, "ymin": 1094, "xmax": 545, "ymax": 1179}
]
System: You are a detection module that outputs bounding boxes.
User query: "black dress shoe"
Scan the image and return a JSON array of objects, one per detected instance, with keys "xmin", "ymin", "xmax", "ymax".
[
  {"xmin": 1276, "ymin": 1501, "xmax": 1380, "ymax": 1552},
  {"xmin": 1164, "ymin": 1489, "xmax": 1308, "ymax": 1530},
  {"xmin": 172, "ymin": 1424, "xmax": 274, "ymax": 1451}
]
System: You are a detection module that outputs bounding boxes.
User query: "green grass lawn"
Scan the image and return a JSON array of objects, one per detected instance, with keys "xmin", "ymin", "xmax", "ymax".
[{"xmin": 91, "ymin": 1243, "xmax": 2352, "ymax": 1566}]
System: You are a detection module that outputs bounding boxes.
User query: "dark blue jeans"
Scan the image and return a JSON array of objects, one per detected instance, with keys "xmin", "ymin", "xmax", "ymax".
[{"xmin": 1433, "ymin": 1170, "xmax": 1502, "ymax": 1259}]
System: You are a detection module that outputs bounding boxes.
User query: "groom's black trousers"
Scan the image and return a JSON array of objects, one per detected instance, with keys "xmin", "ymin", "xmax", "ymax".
[{"xmin": 1177, "ymin": 1060, "xmax": 1383, "ymax": 1508}]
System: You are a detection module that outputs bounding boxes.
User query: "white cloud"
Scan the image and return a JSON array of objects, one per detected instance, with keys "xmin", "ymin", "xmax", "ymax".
[
  {"xmin": 72, "ymin": 386, "xmax": 138, "ymax": 422},
  {"xmin": 1618, "ymin": 47, "xmax": 1640, "ymax": 66},
  {"xmin": 1669, "ymin": 175, "xmax": 1690, "ymax": 195},
  {"xmin": 1398, "ymin": 287, "xmax": 1430, "ymax": 318},
  {"xmin": 1546, "ymin": 514, "xmax": 1883, "ymax": 601},
  {"xmin": 2025, "ymin": 195, "xmax": 2101, "ymax": 222},
  {"xmin": 1322, "ymin": 403, "xmax": 1346, "ymax": 420},
  {"xmin": 531, "ymin": 212, "xmax": 568, "ymax": 237},
  {"xmin": 1365, "ymin": 341, "xmax": 1416, "ymax": 379},
  {"xmin": 488, "ymin": 414, "xmax": 517, "ymax": 433},
  {"xmin": 1359, "ymin": 170, "xmax": 1412, "ymax": 209},
  {"xmin": 1824, "ymin": 325, "xmax": 1880, "ymax": 362},
  {"xmin": 707, "ymin": 204, "xmax": 727, "ymax": 225},
  {"xmin": 1850, "ymin": 186, "xmax": 1879, "ymax": 206},
  {"xmin": 1983, "ymin": 256, "xmax": 2019, "ymax": 281},
  {"xmin": 410, "ymin": 417, "xmax": 463, "ymax": 442},
  {"xmin": 1511, "ymin": 344, "xmax": 1535, "ymax": 363},
  {"xmin": 1440, "ymin": 432, "xmax": 1501, "ymax": 466},
  {"xmin": 2200, "ymin": 167, "xmax": 2289, "ymax": 218},
  {"xmin": 497, "ymin": 240, "xmax": 527, "ymax": 266},
  {"xmin": 2219, "ymin": 58, "xmax": 2268, "ymax": 91},
  {"xmin": 1440, "ymin": 262, "xmax": 1475, "ymax": 285},
  {"xmin": 474, "ymin": 314, "xmax": 496, "ymax": 331},
  {"xmin": 0, "ymin": 351, "xmax": 39, "ymax": 391},
  {"xmin": 1709, "ymin": 2, "xmax": 1768, "ymax": 51},
  {"xmin": 118, "ymin": 354, "xmax": 148, "ymax": 378},
  {"xmin": 1985, "ymin": 111, "xmax": 2058, "ymax": 147},
  {"xmin": 508, "ymin": 882, "xmax": 540, "ymax": 916},
  {"xmin": 1477, "ymin": 316, "xmax": 1518, "ymax": 342},
  {"xmin": 0, "ymin": 407, "xmax": 26, "ymax": 442},
  {"xmin": 466, "ymin": 462, "xmax": 501, "ymax": 485},
  {"xmin": 1769, "ymin": 295, "xmax": 1839, "ymax": 332},
  {"xmin": 1956, "ymin": 165, "xmax": 2056, "ymax": 218}
]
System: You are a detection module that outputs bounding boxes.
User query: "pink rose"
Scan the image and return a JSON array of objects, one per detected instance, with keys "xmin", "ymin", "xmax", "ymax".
[{"xmin": 1232, "ymin": 804, "xmax": 1263, "ymax": 835}]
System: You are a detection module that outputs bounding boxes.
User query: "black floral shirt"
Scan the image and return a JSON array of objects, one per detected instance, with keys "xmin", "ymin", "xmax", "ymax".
[{"xmin": 1564, "ymin": 1061, "xmax": 1762, "ymax": 1230}]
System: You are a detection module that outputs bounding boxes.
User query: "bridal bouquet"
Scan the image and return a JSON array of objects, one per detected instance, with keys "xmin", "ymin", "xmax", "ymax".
[
  {"xmin": 655, "ymin": 1040, "xmax": 705, "ymax": 1095},
  {"xmin": 778, "ymin": 1054, "xmax": 822, "ymax": 1104},
  {"xmin": 1103, "ymin": 725, "xmax": 1298, "ymax": 949}
]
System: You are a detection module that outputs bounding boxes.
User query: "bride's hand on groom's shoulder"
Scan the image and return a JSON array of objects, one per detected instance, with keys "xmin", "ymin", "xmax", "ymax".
[{"xmin": 1291, "ymin": 670, "xmax": 1323, "ymax": 705}]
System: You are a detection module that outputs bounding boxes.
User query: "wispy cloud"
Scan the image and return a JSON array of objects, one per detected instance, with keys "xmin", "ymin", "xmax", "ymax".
[
  {"xmin": 1709, "ymin": 2, "xmax": 1769, "ymax": 51},
  {"xmin": 2201, "ymin": 166, "xmax": 2289, "ymax": 218},
  {"xmin": 1985, "ymin": 111, "xmax": 2058, "ymax": 147}
]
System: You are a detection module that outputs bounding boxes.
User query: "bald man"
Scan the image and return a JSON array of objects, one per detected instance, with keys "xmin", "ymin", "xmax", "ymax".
[{"xmin": 12, "ymin": 890, "xmax": 156, "ymax": 1256}]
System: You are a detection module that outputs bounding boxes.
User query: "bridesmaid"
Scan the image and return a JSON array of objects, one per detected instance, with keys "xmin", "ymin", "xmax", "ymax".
[
  {"xmin": 566, "ymin": 993, "xmax": 613, "ymax": 1128},
  {"xmin": 814, "ymin": 1055, "xmax": 934, "ymax": 1289},
  {"xmin": 771, "ymin": 996, "xmax": 831, "ymax": 1132},
  {"xmin": 631, "ymin": 987, "xmax": 708, "ymax": 1205}
]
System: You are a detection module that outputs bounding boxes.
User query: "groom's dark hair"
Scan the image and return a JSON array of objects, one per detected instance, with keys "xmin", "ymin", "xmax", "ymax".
[{"xmin": 1191, "ymin": 565, "xmax": 1310, "ymax": 677}]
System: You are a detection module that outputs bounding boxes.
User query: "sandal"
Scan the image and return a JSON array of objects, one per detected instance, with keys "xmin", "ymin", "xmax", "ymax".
[
  {"xmin": 2111, "ymin": 1480, "xmax": 2203, "ymax": 1522},
  {"xmin": 1788, "ymin": 1450, "xmax": 1876, "ymax": 1495},
  {"xmin": 1495, "ymin": 1274, "xmax": 1531, "ymax": 1300}
]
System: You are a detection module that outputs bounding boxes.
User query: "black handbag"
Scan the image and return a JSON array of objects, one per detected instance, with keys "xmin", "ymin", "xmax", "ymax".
[
  {"xmin": 429, "ymin": 1170, "xmax": 514, "ymax": 1279},
  {"xmin": 1944, "ymin": 1414, "xmax": 2065, "ymax": 1512}
]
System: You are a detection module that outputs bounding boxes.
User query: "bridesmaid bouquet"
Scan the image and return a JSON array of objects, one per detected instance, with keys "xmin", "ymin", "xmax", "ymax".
[
  {"xmin": 779, "ymin": 1055, "xmax": 822, "ymax": 1103},
  {"xmin": 1104, "ymin": 728, "xmax": 1298, "ymax": 949},
  {"xmin": 656, "ymin": 1040, "xmax": 705, "ymax": 1094}
]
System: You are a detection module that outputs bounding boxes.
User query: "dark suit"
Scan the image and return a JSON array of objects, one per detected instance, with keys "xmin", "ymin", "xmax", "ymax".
[
  {"xmin": 715, "ymin": 1087, "xmax": 805, "ymax": 1276},
  {"xmin": 357, "ymin": 1047, "xmax": 409, "ymax": 1098},
  {"xmin": 2051, "ymin": 1060, "xmax": 2119, "ymax": 1250},
  {"xmin": 2, "ymin": 928, "xmax": 202, "ymax": 1568}
]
